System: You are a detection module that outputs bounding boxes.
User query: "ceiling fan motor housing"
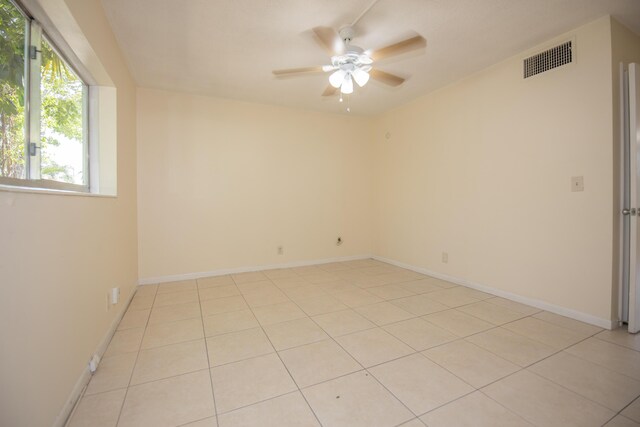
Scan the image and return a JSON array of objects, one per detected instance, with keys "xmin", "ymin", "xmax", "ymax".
[{"xmin": 332, "ymin": 48, "xmax": 368, "ymax": 66}]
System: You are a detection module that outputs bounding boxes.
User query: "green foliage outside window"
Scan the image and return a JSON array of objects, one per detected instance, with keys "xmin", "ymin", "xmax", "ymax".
[
  {"xmin": 40, "ymin": 37, "xmax": 84, "ymax": 183},
  {"xmin": 0, "ymin": 0, "xmax": 26, "ymax": 178},
  {"xmin": 0, "ymin": 0, "xmax": 85, "ymax": 185}
]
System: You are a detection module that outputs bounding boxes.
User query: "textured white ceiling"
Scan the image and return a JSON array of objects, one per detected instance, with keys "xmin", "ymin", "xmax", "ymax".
[{"xmin": 101, "ymin": 0, "xmax": 640, "ymax": 115}]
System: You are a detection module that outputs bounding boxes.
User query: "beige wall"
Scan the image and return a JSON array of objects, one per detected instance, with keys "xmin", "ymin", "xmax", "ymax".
[
  {"xmin": 137, "ymin": 16, "xmax": 633, "ymax": 325},
  {"xmin": 0, "ymin": 0, "xmax": 138, "ymax": 426},
  {"xmin": 0, "ymin": 9, "xmax": 631, "ymax": 425},
  {"xmin": 137, "ymin": 88, "xmax": 374, "ymax": 280},
  {"xmin": 373, "ymin": 17, "xmax": 616, "ymax": 324}
]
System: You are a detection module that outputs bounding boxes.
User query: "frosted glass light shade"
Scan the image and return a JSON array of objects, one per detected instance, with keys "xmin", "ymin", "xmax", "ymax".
[
  {"xmin": 329, "ymin": 69, "xmax": 347, "ymax": 88},
  {"xmin": 352, "ymin": 68, "xmax": 370, "ymax": 87},
  {"xmin": 341, "ymin": 75, "xmax": 353, "ymax": 94}
]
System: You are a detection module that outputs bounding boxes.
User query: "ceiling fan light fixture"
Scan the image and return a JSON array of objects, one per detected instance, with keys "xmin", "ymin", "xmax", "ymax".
[
  {"xmin": 273, "ymin": 19, "xmax": 424, "ymax": 104},
  {"xmin": 358, "ymin": 54, "xmax": 373, "ymax": 65},
  {"xmin": 352, "ymin": 68, "xmax": 370, "ymax": 87},
  {"xmin": 329, "ymin": 69, "xmax": 347, "ymax": 88},
  {"xmin": 341, "ymin": 74, "xmax": 354, "ymax": 94}
]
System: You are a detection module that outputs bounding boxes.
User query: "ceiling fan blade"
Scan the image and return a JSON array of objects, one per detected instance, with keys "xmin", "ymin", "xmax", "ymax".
[
  {"xmin": 273, "ymin": 66, "xmax": 327, "ymax": 76},
  {"xmin": 322, "ymin": 84, "xmax": 338, "ymax": 97},
  {"xmin": 312, "ymin": 26, "xmax": 344, "ymax": 56},
  {"xmin": 370, "ymin": 69, "xmax": 405, "ymax": 86},
  {"xmin": 370, "ymin": 35, "xmax": 426, "ymax": 61}
]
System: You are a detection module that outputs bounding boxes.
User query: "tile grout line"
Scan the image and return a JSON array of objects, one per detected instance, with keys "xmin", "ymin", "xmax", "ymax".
[
  {"xmin": 409, "ymin": 324, "xmax": 612, "ymax": 425},
  {"xmin": 231, "ymin": 275, "xmax": 327, "ymax": 427},
  {"xmin": 509, "ymin": 327, "xmax": 640, "ymax": 383},
  {"xmin": 616, "ymin": 394, "xmax": 640, "ymax": 417},
  {"xmin": 522, "ymin": 354, "xmax": 640, "ymax": 415},
  {"xmin": 232, "ymin": 265, "xmax": 509, "ymax": 420},
  {"xmin": 225, "ymin": 270, "xmax": 530, "ymax": 400},
  {"xmin": 364, "ymin": 358, "xmax": 459, "ymax": 423},
  {"xmin": 279, "ymin": 281, "xmax": 426, "ymax": 425},
  {"xmin": 211, "ymin": 390, "xmax": 317, "ymax": 418},
  {"xmin": 410, "ymin": 387, "xmax": 480, "ymax": 421},
  {"xmin": 281, "ymin": 293, "xmax": 375, "ymax": 427},
  {"xmin": 115, "ymin": 336, "xmax": 204, "ymax": 358},
  {"xmin": 476, "ymin": 373, "xmax": 588, "ymax": 427},
  {"xmin": 592, "ymin": 333, "xmax": 640, "ymax": 354},
  {"xmin": 76, "ymin": 260, "xmax": 635, "ymax": 426},
  {"xmin": 343, "ymin": 318, "xmax": 503, "ymax": 420},
  {"xmin": 157, "ymin": 280, "xmax": 596, "ymax": 383},
  {"xmin": 83, "ymin": 368, "xmax": 213, "ymax": 398},
  {"xmin": 63, "ymin": 288, "xmax": 154, "ymax": 426},
  {"xmin": 471, "ymin": 331, "xmax": 626, "ymax": 419},
  {"xmin": 116, "ymin": 285, "xmax": 505, "ymax": 357},
  {"xmin": 194, "ymin": 266, "xmax": 636, "ymax": 422},
  {"xmin": 196, "ymin": 276, "xmax": 222, "ymax": 427},
  {"xmin": 441, "ymin": 310, "xmax": 602, "ymax": 368},
  {"xmin": 474, "ymin": 388, "xmax": 540, "ymax": 427},
  {"xmin": 391, "ymin": 312, "xmax": 622, "ymax": 421},
  {"xmin": 416, "ymin": 346, "xmax": 495, "ymax": 391},
  {"xmin": 69, "ymin": 263, "xmax": 378, "ymax": 423},
  {"xmin": 113, "ymin": 285, "xmax": 158, "ymax": 427}
]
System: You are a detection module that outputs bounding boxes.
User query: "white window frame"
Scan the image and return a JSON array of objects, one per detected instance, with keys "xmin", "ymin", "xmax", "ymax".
[{"xmin": 0, "ymin": 0, "xmax": 90, "ymax": 193}]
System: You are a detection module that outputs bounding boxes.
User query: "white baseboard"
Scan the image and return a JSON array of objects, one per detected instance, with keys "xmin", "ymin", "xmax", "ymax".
[
  {"xmin": 138, "ymin": 254, "xmax": 373, "ymax": 285},
  {"xmin": 54, "ymin": 288, "xmax": 137, "ymax": 427},
  {"xmin": 372, "ymin": 255, "xmax": 616, "ymax": 330},
  {"xmin": 137, "ymin": 252, "xmax": 614, "ymax": 329}
]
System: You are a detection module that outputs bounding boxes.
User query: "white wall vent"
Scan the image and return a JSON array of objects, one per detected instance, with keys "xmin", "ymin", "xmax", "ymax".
[{"xmin": 523, "ymin": 41, "xmax": 572, "ymax": 79}]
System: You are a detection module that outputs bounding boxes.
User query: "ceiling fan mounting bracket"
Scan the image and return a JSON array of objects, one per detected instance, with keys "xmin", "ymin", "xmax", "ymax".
[{"xmin": 339, "ymin": 26, "xmax": 356, "ymax": 44}]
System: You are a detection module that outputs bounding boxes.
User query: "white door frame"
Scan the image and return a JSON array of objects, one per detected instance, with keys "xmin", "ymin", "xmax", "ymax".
[{"xmin": 628, "ymin": 63, "xmax": 640, "ymax": 333}]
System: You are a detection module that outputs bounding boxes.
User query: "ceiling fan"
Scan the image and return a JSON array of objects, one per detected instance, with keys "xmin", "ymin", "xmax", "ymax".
[{"xmin": 272, "ymin": 1, "xmax": 426, "ymax": 99}]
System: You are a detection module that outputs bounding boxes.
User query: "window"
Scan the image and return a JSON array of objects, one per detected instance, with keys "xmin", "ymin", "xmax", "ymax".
[{"xmin": 0, "ymin": 0, "xmax": 88, "ymax": 191}]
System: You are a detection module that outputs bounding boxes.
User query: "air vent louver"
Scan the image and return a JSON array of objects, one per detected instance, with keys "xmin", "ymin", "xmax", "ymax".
[{"xmin": 524, "ymin": 41, "xmax": 572, "ymax": 79}]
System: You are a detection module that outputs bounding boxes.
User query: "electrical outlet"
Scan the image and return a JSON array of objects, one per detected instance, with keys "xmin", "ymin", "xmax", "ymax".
[
  {"xmin": 442, "ymin": 252, "xmax": 449, "ymax": 263},
  {"xmin": 277, "ymin": 246, "xmax": 283, "ymax": 255}
]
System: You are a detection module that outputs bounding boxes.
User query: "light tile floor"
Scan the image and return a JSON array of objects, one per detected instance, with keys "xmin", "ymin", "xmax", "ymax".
[{"xmin": 67, "ymin": 259, "xmax": 640, "ymax": 427}]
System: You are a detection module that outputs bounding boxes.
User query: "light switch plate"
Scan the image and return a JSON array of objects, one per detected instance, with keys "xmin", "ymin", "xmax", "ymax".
[{"xmin": 571, "ymin": 176, "xmax": 584, "ymax": 192}]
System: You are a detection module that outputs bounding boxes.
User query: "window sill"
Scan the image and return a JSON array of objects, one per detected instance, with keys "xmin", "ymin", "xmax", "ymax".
[{"xmin": 0, "ymin": 184, "xmax": 115, "ymax": 198}]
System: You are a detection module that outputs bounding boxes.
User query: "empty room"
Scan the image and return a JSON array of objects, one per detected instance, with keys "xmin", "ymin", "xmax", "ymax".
[{"xmin": 2, "ymin": 0, "xmax": 640, "ymax": 426}]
